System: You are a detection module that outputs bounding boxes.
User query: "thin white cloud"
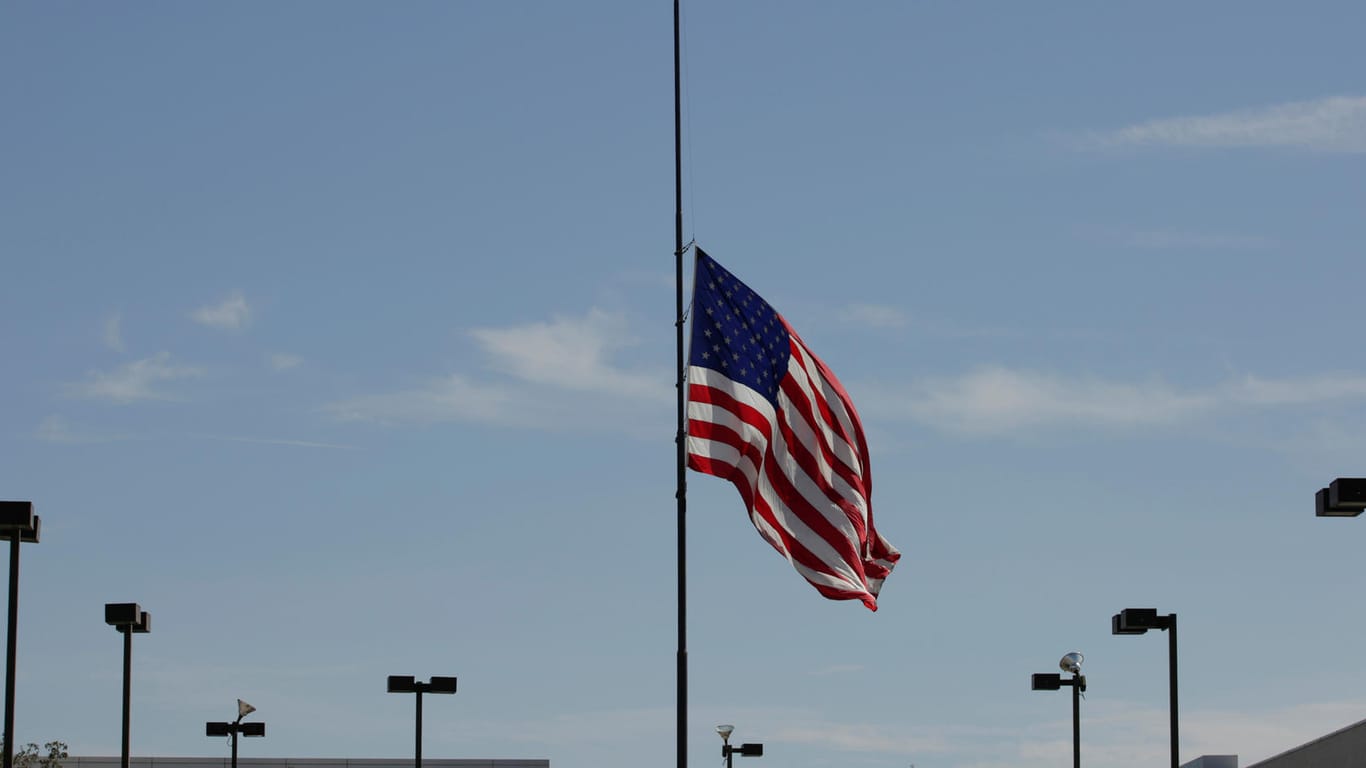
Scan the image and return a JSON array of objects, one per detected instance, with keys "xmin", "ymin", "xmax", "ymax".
[
  {"xmin": 892, "ymin": 367, "xmax": 1212, "ymax": 435},
  {"xmin": 841, "ymin": 303, "xmax": 907, "ymax": 329},
  {"xmin": 470, "ymin": 309, "xmax": 666, "ymax": 402},
  {"xmin": 197, "ymin": 435, "xmax": 357, "ymax": 450},
  {"xmin": 322, "ymin": 374, "xmax": 524, "ymax": 427},
  {"xmin": 34, "ymin": 415, "xmax": 123, "ymax": 444},
  {"xmin": 1099, "ymin": 95, "xmax": 1366, "ymax": 153},
  {"xmin": 191, "ymin": 292, "xmax": 251, "ymax": 329},
  {"xmin": 322, "ymin": 309, "xmax": 668, "ymax": 433},
  {"xmin": 864, "ymin": 368, "xmax": 1366, "ymax": 436},
  {"xmin": 103, "ymin": 313, "xmax": 125, "ymax": 352},
  {"xmin": 270, "ymin": 353, "xmax": 303, "ymax": 371},
  {"xmin": 67, "ymin": 351, "xmax": 205, "ymax": 403},
  {"xmin": 1230, "ymin": 373, "xmax": 1366, "ymax": 406}
]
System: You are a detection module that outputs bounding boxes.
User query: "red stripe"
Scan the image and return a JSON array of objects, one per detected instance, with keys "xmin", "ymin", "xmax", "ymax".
[
  {"xmin": 767, "ymin": 402, "xmax": 869, "ymax": 568},
  {"xmin": 790, "ymin": 324, "xmax": 875, "ymax": 503},
  {"xmin": 784, "ymin": 340, "xmax": 867, "ymax": 498},
  {"xmin": 774, "ymin": 377, "xmax": 870, "ymax": 542}
]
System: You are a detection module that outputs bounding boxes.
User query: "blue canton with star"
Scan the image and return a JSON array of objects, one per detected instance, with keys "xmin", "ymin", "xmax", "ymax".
[{"xmin": 688, "ymin": 250, "xmax": 792, "ymax": 409}]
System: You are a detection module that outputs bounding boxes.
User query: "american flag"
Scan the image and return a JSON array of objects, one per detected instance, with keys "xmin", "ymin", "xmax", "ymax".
[{"xmin": 685, "ymin": 248, "xmax": 900, "ymax": 610}]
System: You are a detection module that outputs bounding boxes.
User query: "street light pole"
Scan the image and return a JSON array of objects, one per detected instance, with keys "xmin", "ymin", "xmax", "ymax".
[
  {"xmin": 206, "ymin": 700, "xmax": 264, "ymax": 768},
  {"xmin": 0, "ymin": 503, "xmax": 39, "ymax": 768},
  {"xmin": 387, "ymin": 675, "xmax": 457, "ymax": 768},
  {"xmin": 716, "ymin": 724, "xmax": 763, "ymax": 768},
  {"xmin": 1113, "ymin": 608, "xmax": 1179, "ymax": 768},
  {"xmin": 414, "ymin": 685, "xmax": 422, "ymax": 768},
  {"xmin": 1168, "ymin": 615, "xmax": 1178, "ymax": 768},
  {"xmin": 104, "ymin": 603, "xmax": 150, "ymax": 768},
  {"xmin": 1071, "ymin": 670, "xmax": 1081, "ymax": 768},
  {"xmin": 1032, "ymin": 652, "xmax": 1086, "ymax": 768}
]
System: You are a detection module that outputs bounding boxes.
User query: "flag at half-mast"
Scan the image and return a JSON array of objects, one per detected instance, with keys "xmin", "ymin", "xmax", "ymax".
[{"xmin": 685, "ymin": 248, "xmax": 900, "ymax": 610}]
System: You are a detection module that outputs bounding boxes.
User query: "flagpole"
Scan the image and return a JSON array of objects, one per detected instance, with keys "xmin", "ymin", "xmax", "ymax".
[{"xmin": 672, "ymin": 2, "xmax": 688, "ymax": 768}]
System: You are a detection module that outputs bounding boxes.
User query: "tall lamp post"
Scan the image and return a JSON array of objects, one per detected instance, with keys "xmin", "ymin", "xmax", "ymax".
[
  {"xmin": 0, "ymin": 501, "xmax": 40, "ymax": 768},
  {"xmin": 206, "ymin": 700, "xmax": 264, "ymax": 768},
  {"xmin": 1113, "ymin": 608, "xmax": 1178, "ymax": 768},
  {"xmin": 387, "ymin": 675, "xmax": 457, "ymax": 768},
  {"xmin": 1315, "ymin": 478, "xmax": 1366, "ymax": 517},
  {"xmin": 1032, "ymin": 652, "xmax": 1086, "ymax": 768},
  {"xmin": 104, "ymin": 603, "xmax": 151, "ymax": 768},
  {"xmin": 716, "ymin": 724, "xmax": 763, "ymax": 768}
]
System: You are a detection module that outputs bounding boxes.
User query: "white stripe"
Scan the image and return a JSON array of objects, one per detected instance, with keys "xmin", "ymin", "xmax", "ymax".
[
  {"xmin": 767, "ymin": 390, "xmax": 867, "ymax": 549},
  {"xmin": 774, "ymin": 381, "xmax": 869, "ymax": 522},
  {"xmin": 686, "ymin": 400, "xmax": 773, "ymax": 455},
  {"xmin": 688, "ymin": 366, "xmax": 778, "ymax": 421},
  {"xmin": 751, "ymin": 467, "xmax": 866, "ymax": 592},
  {"xmin": 785, "ymin": 339, "xmax": 864, "ymax": 478}
]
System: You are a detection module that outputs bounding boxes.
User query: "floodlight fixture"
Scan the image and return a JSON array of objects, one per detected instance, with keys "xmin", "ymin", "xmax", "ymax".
[
  {"xmin": 388, "ymin": 675, "xmax": 459, "ymax": 768},
  {"xmin": 0, "ymin": 503, "xmax": 40, "ymax": 543},
  {"xmin": 105, "ymin": 603, "xmax": 151, "ymax": 633},
  {"xmin": 1317, "ymin": 480, "xmax": 1366, "ymax": 517},
  {"xmin": 1329, "ymin": 478, "xmax": 1366, "ymax": 509},
  {"xmin": 1031, "ymin": 673, "xmax": 1062, "ymax": 691},
  {"xmin": 0, "ymin": 501, "xmax": 41, "ymax": 768},
  {"xmin": 1059, "ymin": 652, "xmax": 1084, "ymax": 675},
  {"xmin": 1112, "ymin": 608, "xmax": 1172, "ymax": 633},
  {"xmin": 428, "ymin": 676, "xmax": 458, "ymax": 695}
]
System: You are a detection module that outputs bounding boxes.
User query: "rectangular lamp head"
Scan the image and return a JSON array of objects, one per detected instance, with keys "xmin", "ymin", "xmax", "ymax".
[
  {"xmin": 105, "ymin": 603, "xmax": 143, "ymax": 627},
  {"xmin": 1116, "ymin": 608, "xmax": 1162, "ymax": 633},
  {"xmin": 428, "ymin": 676, "xmax": 458, "ymax": 694},
  {"xmin": 1316, "ymin": 487, "xmax": 1362, "ymax": 517},
  {"xmin": 387, "ymin": 675, "xmax": 417, "ymax": 693},
  {"xmin": 736, "ymin": 744, "xmax": 763, "ymax": 757},
  {"xmin": 0, "ymin": 503, "xmax": 39, "ymax": 542},
  {"xmin": 1329, "ymin": 478, "xmax": 1366, "ymax": 511},
  {"xmin": 1031, "ymin": 673, "xmax": 1062, "ymax": 691},
  {"xmin": 132, "ymin": 611, "xmax": 151, "ymax": 633},
  {"xmin": 240, "ymin": 722, "xmax": 265, "ymax": 737},
  {"xmin": 206, "ymin": 722, "xmax": 231, "ymax": 737},
  {"xmin": 1112, "ymin": 613, "xmax": 1145, "ymax": 635}
]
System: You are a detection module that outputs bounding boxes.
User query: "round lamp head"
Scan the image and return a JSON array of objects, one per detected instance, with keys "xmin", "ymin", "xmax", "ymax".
[
  {"xmin": 1059, "ymin": 652, "xmax": 1084, "ymax": 674},
  {"xmin": 716, "ymin": 724, "xmax": 734, "ymax": 743}
]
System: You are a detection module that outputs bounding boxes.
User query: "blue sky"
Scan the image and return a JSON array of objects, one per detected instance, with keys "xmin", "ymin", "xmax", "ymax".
[{"xmin": 3, "ymin": 2, "xmax": 1366, "ymax": 767}]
